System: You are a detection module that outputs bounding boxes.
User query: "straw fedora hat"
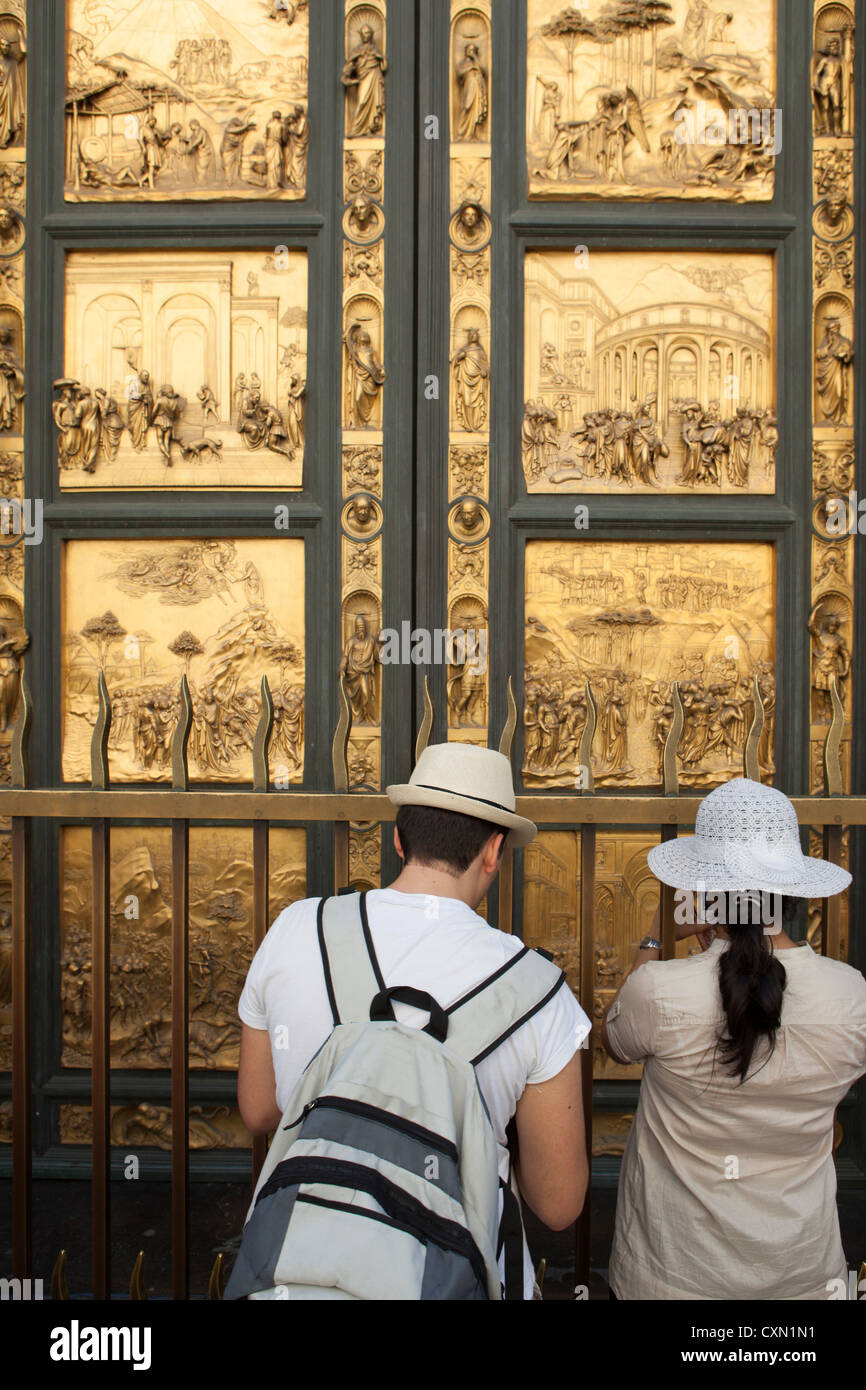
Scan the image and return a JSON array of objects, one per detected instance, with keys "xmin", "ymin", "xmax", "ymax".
[
  {"xmin": 387, "ymin": 744, "xmax": 537, "ymax": 848},
  {"xmin": 647, "ymin": 778, "xmax": 851, "ymax": 898}
]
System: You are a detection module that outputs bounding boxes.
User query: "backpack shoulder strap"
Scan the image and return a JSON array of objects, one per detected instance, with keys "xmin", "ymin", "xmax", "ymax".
[
  {"xmin": 316, "ymin": 891, "xmax": 386, "ymax": 1026},
  {"xmin": 443, "ymin": 946, "xmax": 567, "ymax": 1067}
]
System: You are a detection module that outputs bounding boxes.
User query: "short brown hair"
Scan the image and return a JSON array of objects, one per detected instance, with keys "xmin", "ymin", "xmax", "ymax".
[{"xmin": 395, "ymin": 804, "xmax": 504, "ymax": 876}]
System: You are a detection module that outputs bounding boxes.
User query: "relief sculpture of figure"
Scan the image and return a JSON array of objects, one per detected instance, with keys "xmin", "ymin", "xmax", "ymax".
[
  {"xmin": 187, "ymin": 119, "xmax": 216, "ymax": 186},
  {"xmin": 284, "ymin": 105, "xmax": 309, "ymax": 188},
  {"xmin": 344, "ymin": 322, "xmax": 385, "ymax": 428},
  {"xmin": 126, "ymin": 367, "xmax": 153, "ymax": 452},
  {"xmin": 285, "ymin": 375, "xmax": 305, "ymax": 456},
  {"xmin": 220, "ymin": 115, "xmax": 256, "ymax": 187},
  {"xmin": 0, "ymin": 617, "xmax": 28, "ymax": 733},
  {"xmin": 75, "ymin": 387, "xmax": 100, "ymax": 473},
  {"xmin": 265, "ymin": 110, "xmax": 286, "ymax": 190},
  {"xmin": 815, "ymin": 317, "xmax": 854, "ymax": 425},
  {"xmin": 238, "ymin": 389, "xmax": 292, "ymax": 456},
  {"xmin": 53, "ymin": 378, "xmax": 82, "ymax": 469},
  {"xmin": 808, "ymin": 607, "xmax": 850, "ymax": 719},
  {"xmin": 0, "ymin": 34, "xmax": 25, "ymax": 150},
  {"xmin": 152, "ymin": 384, "xmax": 186, "ymax": 466},
  {"xmin": 812, "ymin": 36, "xmax": 845, "ymax": 137},
  {"xmin": 341, "ymin": 24, "xmax": 387, "ymax": 137},
  {"xmin": 0, "ymin": 327, "xmax": 23, "ymax": 431},
  {"xmin": 94, "ymin": 388, "xmax": 124, "ymax": 463},
  {"xmin": 455, "ymin": 42, "xmax": 488, "ymax": 142},
  {"xmin": 339, "ymin": 615, "xmax": 380, "ymax": 724},
  {"xmin": 452, "ymin": 327, "xmax": 489, "ymax": 433}
]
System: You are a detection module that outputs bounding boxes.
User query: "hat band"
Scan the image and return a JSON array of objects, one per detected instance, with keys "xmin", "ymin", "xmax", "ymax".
[{"xmin": 415, "ymin": 783, "xmax": 515, "ymax": 815}]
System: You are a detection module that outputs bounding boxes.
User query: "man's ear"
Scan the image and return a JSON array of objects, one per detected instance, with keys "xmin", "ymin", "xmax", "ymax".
[
  {"xmin": 484, "ymin": 831, "xmax": 505, "ymax": 872},
  {"xmin": 393, "ymin": 825, "xmax": 405, "ymax": 861}
]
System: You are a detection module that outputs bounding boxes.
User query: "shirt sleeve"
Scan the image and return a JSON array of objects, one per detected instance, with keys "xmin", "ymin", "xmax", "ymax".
[
  {"xmin": 604, "ymin": 965, "xmax": 657, "ymax": 1064},
  {"xmin": 526, "ymin": 981, "xmax": 592, "ymax": 1086},
  {"xmin": 238, "ymin": 931, "xmax": 271, "ymax": 1031}
]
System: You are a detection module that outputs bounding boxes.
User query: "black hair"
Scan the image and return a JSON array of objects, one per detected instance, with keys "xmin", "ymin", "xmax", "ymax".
[
  {"xmin": 716, "ymin": 892, "xmax": 793, "ymax": 1083},
  {"xmin": 395, "ymin": 803, "xmax": 505, "ymax": 877}
]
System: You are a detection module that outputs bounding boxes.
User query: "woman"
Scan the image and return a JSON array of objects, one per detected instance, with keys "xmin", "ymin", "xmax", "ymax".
[{"xmin": 603, "ymin": 777, "xmax": 866, "ymax": 1300}]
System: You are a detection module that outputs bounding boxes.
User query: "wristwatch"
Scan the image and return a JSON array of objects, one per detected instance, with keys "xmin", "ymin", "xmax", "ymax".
[{"xmin": 638, "ymin": 935, "xmax": 663, "ymax": 951}]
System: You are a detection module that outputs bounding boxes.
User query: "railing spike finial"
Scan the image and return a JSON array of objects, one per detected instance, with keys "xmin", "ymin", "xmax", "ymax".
[
  {"xmin": 415, "ymin": 675, "xmax": 434, "ymax": 764},
  {"xmin": 252, "ymin": 674, "xmax": 275, "ymax": 793},
  {"xmin": 208, "ymin": 1252, "xmax": 225, "ymax": 1301},
  {"xmin": 663, "ymin": 681, "xmax": 684, "ymax": 795},
  {"xmin": 90, "ymin": 669, "xmax": 112, "ymax": 790},
  {"xmin": 10, "ymin": 657, "xmax": 31, "ymax": 790},
  {"xmin": 331, "ymin": 673, "xmax": 352, "ymax": 793},
  {"xmin": 129, "ymin": 1251, "xmax": 146, "ymax": 1301},
  {"xmin": 578, "ymin": 681, "xmax": 597, "ymax": 793},
  {"xmin": 823, "ymin": 677, "xmax": 845, "ymax": 797},
  {"xmin": 171, "ymin": 674, "xmax": 193, "ymax": 791},
  {"xmin": 743, "ymin": 673, "xmax": 765, "ymax": 782},
  {"xmin": 498, "ymin": 676, "xmax": 518, "ymax": 761},
  {"xmin": 50, "ymin": 1249, "xmax": 69, "ymax": 1300}
]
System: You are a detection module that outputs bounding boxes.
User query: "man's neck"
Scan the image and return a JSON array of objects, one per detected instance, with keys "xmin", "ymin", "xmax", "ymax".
[{"xmin": 387, "ymin": 863, "xmax": 478, "ymax": 909}]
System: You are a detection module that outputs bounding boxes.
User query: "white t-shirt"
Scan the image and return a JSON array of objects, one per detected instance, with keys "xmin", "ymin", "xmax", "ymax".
[{"xmin": 238, "ymin": 887, "xmax": 590, "ymax": 1298}]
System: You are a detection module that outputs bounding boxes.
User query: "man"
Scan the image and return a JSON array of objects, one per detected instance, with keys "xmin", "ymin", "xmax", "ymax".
[
  {"xmin": 237, "ymin": 743, "xmax": 589, "ymax": 1298},
  {"xmin": 220, "ymin": 114, "xmax": 256, "ymax": 187},
  {"xmin": 265, "ymin": 110, "xmax": 285, "ymax": 190}
]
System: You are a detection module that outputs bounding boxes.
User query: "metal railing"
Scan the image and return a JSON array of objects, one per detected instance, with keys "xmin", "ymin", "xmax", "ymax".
[{"xmin": 1, "ymin": 666, "xmax": 858, "ymax": 1297}]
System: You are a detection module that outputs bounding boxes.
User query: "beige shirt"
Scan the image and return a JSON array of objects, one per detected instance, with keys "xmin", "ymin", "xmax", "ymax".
[{"xmin": 606, "ymin": 940, "xmax": 866, "ymax": 1300}]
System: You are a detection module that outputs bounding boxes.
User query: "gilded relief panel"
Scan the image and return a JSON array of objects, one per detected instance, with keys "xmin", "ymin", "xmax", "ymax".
[
  {"xmin": 522, "ymin": 830, "xmax": 697, "ymax": 1081},
  {"xmin": 524, "ymin": 250, "xmax": 776, "ymax": 495},
  {"xmin": 59, "ymin": 826, "xmax": 305, "ymax": 1072},
  {"xmin": 527, "ymin": 0, "xmax": 777, "ymax": 202},
  {"xmin": 810, "ymin": 1, "xmax": 854, "ymax": 809},
  {"xmin": 0, "ymin": 0, "xmax": 26, "ymax": 1066},
  {"xmin": 65, "ymin": 0, "xmax": 309, "ymax": 202},
  {"xmin": 60, "ymin": 1104, "xmax": 251, "ymax": 1150},
  {"xmin": 340, "ymin": 1, "xmax": 386, "ymax": 799},
  {"xmin": 61, "ymin": 538, "xmax": 305, "ymax": 785},
  {"xmin": 57, "ymin": 248, "xmax": 307, "ymax": 491},
  {"xmin": 525, "ymin": 540, "xmax": 775, "ymax": 788},
  {"xmin": 448, "ymin": 1, "xmax": 491, "ymax": 748}
]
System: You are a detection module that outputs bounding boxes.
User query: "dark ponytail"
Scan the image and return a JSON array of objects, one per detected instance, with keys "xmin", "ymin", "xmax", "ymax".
[{"xmin": 717, "ymin": 893, "xmax": 791, "ymax": 1082}]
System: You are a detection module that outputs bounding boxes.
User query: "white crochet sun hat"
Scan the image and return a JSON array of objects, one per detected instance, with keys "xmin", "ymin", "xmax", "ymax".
[{"xmin": 647, "ymin": 777, "xmax": 851, "ymax": 898}]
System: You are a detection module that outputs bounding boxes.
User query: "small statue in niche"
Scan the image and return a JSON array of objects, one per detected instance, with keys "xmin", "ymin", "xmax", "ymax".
[
  {"xmin": 0, "ymin": 327, "xmax": 23, "ymax": 431},
  {"xmin": 455, "ymin": 41, "xmax": 488, "ymax": 142},
  {"xmin": 812, "ymin": 35, "xmax": 846, "ymax": 137},
  {"xmin": 0, "ymin": 608, "xmax": 28, "ymax": 733},
  {"xmin": 452, "ymin": 328, "xmax": 489, "ymax": 432},
  {"xmin": 342, "ymin": 24, "xmax": 387, "ymax": 137},
  {"xmin": 339, "ymin": 615, "xmax": 381, "ymax": 724},
  {"xmin": 344, "ymin": 322, "xmax": 385, "ymax": 428},
  {"xmin": 815, "ymin": 315, "xmax": 854, "ymax": 425},
  {"xmin": 0, "ymin": 34, "xmax": 26, "ymax": 150},
  {"xmin": 809, "ymin": 607, "xmax": 850, "ymax": 720}
]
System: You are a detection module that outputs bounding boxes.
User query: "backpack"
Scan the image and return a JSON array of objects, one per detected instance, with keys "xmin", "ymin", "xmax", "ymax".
[{"xmin": 225, "ymin": 891, "xmax": 567, "ymax": 1301}]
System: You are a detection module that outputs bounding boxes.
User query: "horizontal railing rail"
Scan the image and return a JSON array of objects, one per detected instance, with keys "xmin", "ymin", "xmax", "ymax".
[{"xmin": 4, "ymin": 666, "xmax": 856, "ymax": 1297}]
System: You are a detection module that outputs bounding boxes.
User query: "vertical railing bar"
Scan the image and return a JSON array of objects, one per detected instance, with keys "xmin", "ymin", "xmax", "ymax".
[
  {"xmin": 251, "ymin": 676, "xmax": 274, "ymax": 1188},
  {"xmin": 11, "ymin": 663, "xmax": 32, "ymax": 1279},
  {"xmin": 90, "ymin": 673, "xmax": 112, "ymax": 1299},
  {"xmin": 577, "ymin": 821, "xmax": 595, "ymax": 1295},
  {"xmin": 170, "ymin": 677, "xmax": 192, "ymax": 1300},
  {"xmin": 497, "ymin": 678, "xmax": 518, "ymax": 934},
  {"xmin": 821, "ymin": 679, "xmax": 845, "ymax": 959},
  {"xmin": 660, "ymin": 682, "xmax": 684, "ymax": 960},
  {"xmin": 331, "ymin": 675, "xmax": 352, "ymax": 892},
  {"xmin": 575, "ymin": 680, "xmax": 597, "ymax": 1294}
]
